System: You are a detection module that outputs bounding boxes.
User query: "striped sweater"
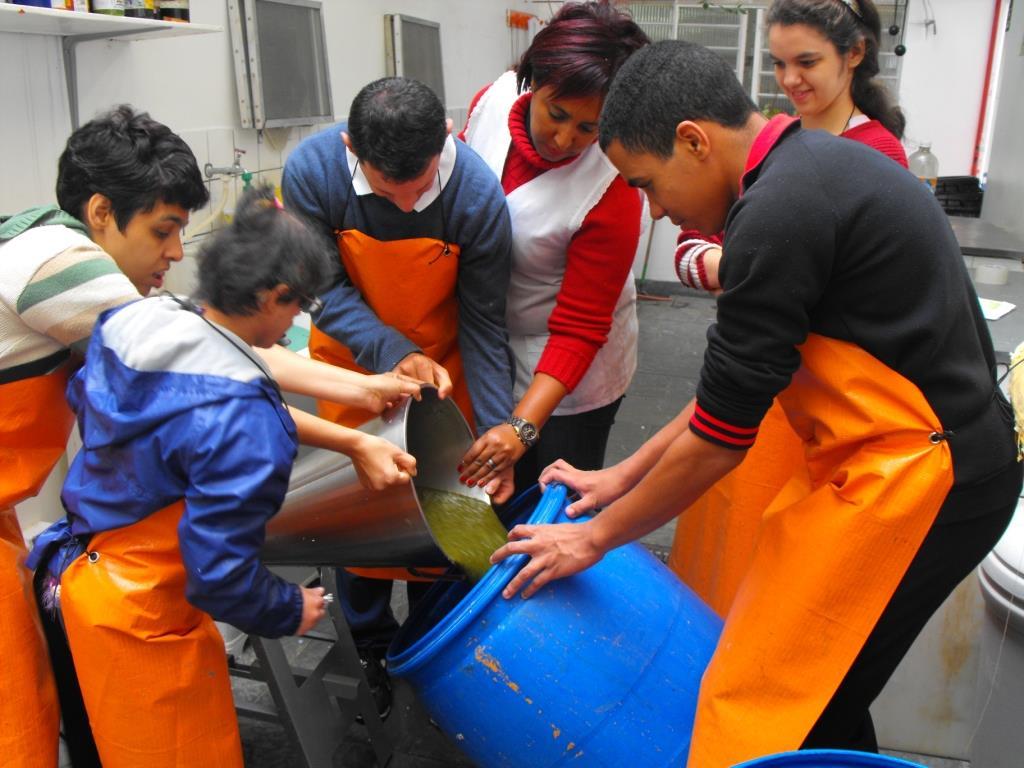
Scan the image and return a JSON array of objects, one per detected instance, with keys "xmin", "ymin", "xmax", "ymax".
[{"xmin": 0, "ymin": 224, "xmax": 140, "ymax": 376}]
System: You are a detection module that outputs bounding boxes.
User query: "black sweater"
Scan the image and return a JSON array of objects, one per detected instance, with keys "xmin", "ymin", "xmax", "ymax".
[{"xmin": 694, "ymin": 122, "xmax": 1015, "ymax": 490}]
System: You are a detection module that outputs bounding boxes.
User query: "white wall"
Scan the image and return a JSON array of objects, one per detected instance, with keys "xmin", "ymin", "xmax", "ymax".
[
  {"xmin": 0, "ymin": 34, "xmax": 72, "ymax": 213},
  {"xmin": 896, "ymin": 0, "xmax": 999, "ymax": 176},
  {"xmin": 981, "ymin": 0, "xmax": 1024, "ymax": 240},
  {"xmin": 1, "ymin": 0, "xmax": 531, "ymax": 218}
]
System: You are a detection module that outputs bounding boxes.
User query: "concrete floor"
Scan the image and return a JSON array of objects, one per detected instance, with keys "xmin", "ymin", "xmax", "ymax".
[{"xmin": 235, "ymin": 284, "xmax": 968, "ymax": 768}]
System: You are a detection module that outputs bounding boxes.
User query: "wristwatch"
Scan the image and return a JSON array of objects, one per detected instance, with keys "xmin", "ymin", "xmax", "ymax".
[{"xmin": 506, "ymin": 415, "xmax": 539, "ymax": 449}]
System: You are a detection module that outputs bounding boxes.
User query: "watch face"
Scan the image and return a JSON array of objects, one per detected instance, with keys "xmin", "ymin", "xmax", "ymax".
[{"xmin": 519, "ymin": 422, "xmax": 539, "ymax": 442}]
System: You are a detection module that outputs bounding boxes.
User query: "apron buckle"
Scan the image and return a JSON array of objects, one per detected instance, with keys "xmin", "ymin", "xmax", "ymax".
[
  {"xmin": 87, "ymin": 551, "xmax": 100, "ymax": 563},
  {"xmin": 428, "ymin": 243, "xmax": 452, "ymax": 265},
  {"xmin": 929, "ymin": 430, "xmax": 954, "ymax": 444}
]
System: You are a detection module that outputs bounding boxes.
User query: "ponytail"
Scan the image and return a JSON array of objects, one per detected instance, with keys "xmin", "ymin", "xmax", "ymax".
[
  {"xmin": 851, "ymin": 73, "xmax": 905, "ymax": 139},
  {"xmin": 768, "ymin": 0, "xmax": 904, "ymax": 138}
]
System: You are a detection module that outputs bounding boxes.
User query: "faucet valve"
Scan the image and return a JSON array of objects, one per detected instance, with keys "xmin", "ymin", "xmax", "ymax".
[{"xmin": 204, "ymin": 148, "xmax": 249, "ymax": 179}]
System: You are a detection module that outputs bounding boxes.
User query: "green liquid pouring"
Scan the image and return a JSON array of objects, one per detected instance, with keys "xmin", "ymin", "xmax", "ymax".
[{"xmin": 418, "ymin": 487, "xmax": 509, "ymax": 582}]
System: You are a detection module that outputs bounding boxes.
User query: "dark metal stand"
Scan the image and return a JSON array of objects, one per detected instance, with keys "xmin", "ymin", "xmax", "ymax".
[{"xmin": 230, "ymin": 568, "xmax": 394, "ymax": 767}]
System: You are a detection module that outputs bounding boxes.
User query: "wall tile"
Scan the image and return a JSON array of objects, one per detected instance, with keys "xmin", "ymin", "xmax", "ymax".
[
  {"xmin": 281, "ymin": 132, "xmax": 303, "ymax": 167},
  {"xmin": 185, "ymin": 180, "xmax": 215, "ymax": 241},
  {"xmin": 232, "ymin": 127, "xmax": 260, "ymax": 175},
  {"xmin": 179, "ymin": 130, "xmax": 209, "ymax": 177},
  {"xmin": 258, "ymin": 126, "xmax": 293, "ymax": 170},
  {"xmin": 207, "ymin": 128, "xmax": 236, "ymax": 180},
  {"xmin": 257, "ymin": 169, "xmax": 283, "ymax": 196}
]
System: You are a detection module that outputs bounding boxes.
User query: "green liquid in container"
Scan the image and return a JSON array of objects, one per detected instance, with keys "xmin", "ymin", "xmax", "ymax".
[{"xmin": 418, "ymin": 487, "xmax": 509, "ymax": 583}]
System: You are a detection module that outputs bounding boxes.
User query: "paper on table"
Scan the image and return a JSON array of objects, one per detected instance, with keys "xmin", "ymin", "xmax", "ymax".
[{"xmin": 979, "ymin": 297, "xmax": 1017, "ymax": 321}]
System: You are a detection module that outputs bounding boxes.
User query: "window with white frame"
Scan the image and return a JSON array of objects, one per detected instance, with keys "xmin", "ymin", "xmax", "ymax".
[{"xmin": 626, "ymin": 2, "xmax": 904, "ymax": 116}]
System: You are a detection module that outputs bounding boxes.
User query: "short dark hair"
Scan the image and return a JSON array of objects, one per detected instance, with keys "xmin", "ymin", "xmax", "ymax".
[
  {"xmin": 347, "ymin": 77, "xmax": 447, "ymax": 182},
  {"xmin": 768, "ymin": 0, "xmax": 905, "ymax": 139},
  {"xmin": 599, "ymin": 40, "xmax": 758, "ymax": 158},
  {"xmin": 194, "ymin": 185, "xmax": 333, "ymax": 317},
  {"xmin": 56, "ymin": 104, "xmax": 208, "ymax": 230},
  {"xmin": 515, "ymin": 0, "xmax": 649, "ymax": 100}
]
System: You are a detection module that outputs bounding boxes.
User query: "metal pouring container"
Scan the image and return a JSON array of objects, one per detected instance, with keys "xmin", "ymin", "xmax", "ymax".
[{"xmin": 262, "ymin": 387, "xmax": 491, "ymax": 568}]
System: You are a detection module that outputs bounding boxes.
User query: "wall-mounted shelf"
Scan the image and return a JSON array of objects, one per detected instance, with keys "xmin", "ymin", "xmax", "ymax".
[
  {"xmin": 0, "ymin": 4, "xmax": 221, "ymax": 128},
  {"xmin": 0, "ymin": 3, "xmax": 219, "ymax": 38}
]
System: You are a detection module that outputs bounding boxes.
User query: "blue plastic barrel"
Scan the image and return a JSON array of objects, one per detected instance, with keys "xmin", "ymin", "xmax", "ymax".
[
  {"xmin": 387, "ymin": 484, "xmax": 723, "ymax": 767},
  {"xmin": 734, "ymin": 750, "xmax": 926, "ymax": 767}
]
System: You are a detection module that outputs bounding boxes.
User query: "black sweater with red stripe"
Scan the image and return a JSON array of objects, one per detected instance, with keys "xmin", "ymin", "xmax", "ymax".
[{"xmin": 693, "ymin": 121, "xmax": 1015, "ymax": 489}]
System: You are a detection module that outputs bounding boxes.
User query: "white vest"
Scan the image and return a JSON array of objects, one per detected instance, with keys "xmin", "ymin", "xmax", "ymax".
[{"xmin": 465, "ymin": 71, "xmax": 638, "ymax": 415}]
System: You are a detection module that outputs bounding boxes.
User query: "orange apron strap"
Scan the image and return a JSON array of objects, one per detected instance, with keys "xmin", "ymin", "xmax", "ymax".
[
  {"xmin": 0, "ymin": 507, "xmax": 59, "ymax": 767},
  {"xmin": 310, "ymin": 228, "xmax": 474, "ymax": 428},
  {"xmin": 313, "ymin": 229, "xmax": 473, "ymax": 582},
  {"xmin": 687, "ymin": 335, "xmax": 954, "ymax": 768},
  {"xmin": 60, "ymin": 501, "xmax": 243, "ymax": 768},
  {"xmin": 668, "ymin": 400, "xmax": 806, "ymax": 616}
]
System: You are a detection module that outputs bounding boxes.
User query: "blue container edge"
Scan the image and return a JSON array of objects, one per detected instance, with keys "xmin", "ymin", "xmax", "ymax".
[
  {"xmin": 733, "ymin": 750, "xmax": 926, "ymax": 767},
  {"xmin": 387, "ymin": 483, "xmax": 569, "ymax": 676}
]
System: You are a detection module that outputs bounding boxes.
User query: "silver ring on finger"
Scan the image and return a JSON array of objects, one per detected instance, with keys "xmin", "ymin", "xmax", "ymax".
[{"xmin": 486, "ymin": 458, "xmax": 498, "ymax": 470}]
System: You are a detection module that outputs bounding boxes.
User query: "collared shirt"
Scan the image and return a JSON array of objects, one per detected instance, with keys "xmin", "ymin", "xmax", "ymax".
[
  {"xmin": 282, "ymin": 123, "xmax": 516, "ymax": 432},
  {"xmin": 345, "ymin": 134, "xmax": 458, "ymax": 212}
]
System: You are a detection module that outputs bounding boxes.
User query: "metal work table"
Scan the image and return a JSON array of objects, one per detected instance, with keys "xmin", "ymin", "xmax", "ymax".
[
  {"xmin": 950, "ymin": 215, "xmax": 1024, "ymax": 262},
  {"xmin": 975, "ymin": 268, "xmax": 1024, "ymax": 363}
]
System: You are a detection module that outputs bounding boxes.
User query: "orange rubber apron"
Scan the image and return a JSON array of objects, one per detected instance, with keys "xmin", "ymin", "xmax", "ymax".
[
  {"xmin": 0, "ymin": 366, "xmax": 73, "ymax": 767},
  {"xmin": 60, "ymin": 500, "xmax": 242, "ymax": 768},
  {"xmin": 669, "ymin": 400, "xmax": 806, "ymax": 616},
  {"xmin": 669, "ymin": 116, "xmax": 807, "ymax": 619},
  {"xmin": 686, "ymin": 335, "xmax": 954, "ymax": 768},
  {"xmin": 309, "ymin": 227, "xmax": 470, "ymax": 579}
]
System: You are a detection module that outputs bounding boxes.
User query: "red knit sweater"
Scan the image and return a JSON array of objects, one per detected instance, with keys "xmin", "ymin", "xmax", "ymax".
[{"xmin": 462, "ymin": 86, "xmax": 641, "ymax": 393}]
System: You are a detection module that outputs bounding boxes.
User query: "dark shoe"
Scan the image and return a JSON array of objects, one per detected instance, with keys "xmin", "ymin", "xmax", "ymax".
[{"xmin": 355, "ymin": 648, "xmax": 392, "ymax": 722}]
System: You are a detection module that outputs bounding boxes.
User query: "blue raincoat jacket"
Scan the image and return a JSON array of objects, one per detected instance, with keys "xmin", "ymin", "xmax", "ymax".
[{"xmin": 29, "ymin": 296, "xmax": 303, "ymax": 638}]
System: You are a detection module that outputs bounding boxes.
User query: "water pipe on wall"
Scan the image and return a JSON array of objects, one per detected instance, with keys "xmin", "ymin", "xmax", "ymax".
[
  {"xmin": 188, "ymin": 149, "xmax": 249, "ymax": 237},
  {"xmin": 186, "ymin": 177, "xmax": 229, "ymax": 238},
  {"xmin": 972, "ymin": 0, "xmax": 1004, "ymax": 179}
]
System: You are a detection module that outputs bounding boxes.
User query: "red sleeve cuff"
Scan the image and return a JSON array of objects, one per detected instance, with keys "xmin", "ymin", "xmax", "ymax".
[
  {"xmin": 536, "ymin": 342, "xmax": 596, "ymax": 393},
  {"xmin": 689, "ymin": 402, "xmax": 758, "ymax": 450}
]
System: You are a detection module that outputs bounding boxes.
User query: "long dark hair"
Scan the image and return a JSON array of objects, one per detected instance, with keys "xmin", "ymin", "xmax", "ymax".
[
  {"xmin": 516, "ymin": 0, "xmax": 649, "ymax": 98},
  {"xmin": 767, "ymin": 0, "xmax": 905, "ymax": 139}
]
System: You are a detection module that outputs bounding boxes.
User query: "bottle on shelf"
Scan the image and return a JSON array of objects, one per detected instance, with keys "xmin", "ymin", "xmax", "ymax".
[
  {"xmin": 124, "ymin": 0, "xmax": 153, "ymax": 18},
  {"xmin": 908, "ymin": 143, "xmax": 940, "ymax": 194},
  {"xmin": 90, "ymin": 0, "xmax": 125, "ymax": 15},
  {"xmin": 156, "ymin": 0, "xmax": 187, "ymax": 22},
  {"xmin": 10, "ymin": 1, "xmax": 65, "ymax": 8}
]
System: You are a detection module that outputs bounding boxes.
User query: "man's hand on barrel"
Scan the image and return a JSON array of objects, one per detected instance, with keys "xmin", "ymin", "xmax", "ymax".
[
  {"xmin": 458, "ymin": 424, "xmax": 525, "ymax": 497},
  {"xmin": 393, "ymin": 352, "xmax": 453, "ymax": 399},
  {"xmin": 539, "ymin": 460, "xmax": 632, "ymax": 518},
  {"xmin": 491, "ymin": 521, "xmax": 605, "ymax": 599},
  {"xmin": 351, "ymin": 433, "xmax": 418, "ymax": 490},
  {"xmin": 361, "ymin": 372, "xmax": 423, "ymax": 413}
]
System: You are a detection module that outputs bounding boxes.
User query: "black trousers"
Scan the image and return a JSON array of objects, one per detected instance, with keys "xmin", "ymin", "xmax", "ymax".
[
  {"xmin": 509, "ymin": 396, "xmax": 623, "ymax": 515},
  {"xmin": 802, "ymin": 461, "xmax": 1023, "ymax": 750},
  {"xmin": 33, "ymin": 568, "xmax": 102, "ymax": 768}
]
